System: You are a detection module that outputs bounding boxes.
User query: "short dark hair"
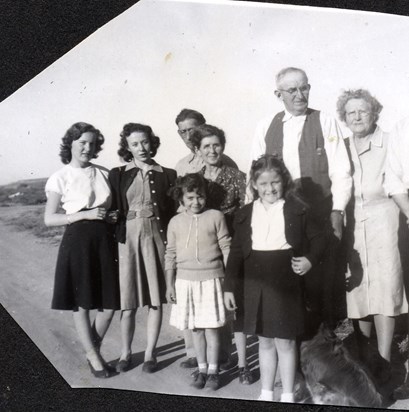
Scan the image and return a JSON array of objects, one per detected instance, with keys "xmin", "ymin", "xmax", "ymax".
[
  {"xmin": 336, "ymin": 89, "xmax": 383, "ymax": 124},
  {"xmin": 169, "ymin": 173, "xmax": 208, "ymax": 202},
  {"xmin": 175, "ymin": 108, "xmax": 206, "ymax": 126},
  {"xmin": 190, "ymin": 124, "xmax": 226, "ymax": 150},
  {"xmin": 249, "ymin": 154, "xmax": 295, "ymax": 200},
  {"xmin": 59, "ymin": 122, "xmax": 104, "ymax": 165},
  {"xmin": 118, "ymin": 123, "xmax": 161, "ymax": 162}
]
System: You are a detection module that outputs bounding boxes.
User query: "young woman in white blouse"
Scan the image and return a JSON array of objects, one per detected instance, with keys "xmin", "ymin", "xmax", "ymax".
[{"xmin": 44, "ymin": 122, "xmax": 120, "ymax": 378}]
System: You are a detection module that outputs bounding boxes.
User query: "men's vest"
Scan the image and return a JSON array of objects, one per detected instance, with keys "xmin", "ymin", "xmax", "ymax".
[{"xmin": 265, "ymin": 109, "xmax": 332, "ymax": 209}]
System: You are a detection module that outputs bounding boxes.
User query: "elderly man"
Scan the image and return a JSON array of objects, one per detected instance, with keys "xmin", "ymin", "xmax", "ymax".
[
  {"xmin": 175, "ymin": 108, "xmax": 237, "ymax": 176},
  {"xmin": 251, "ymin": 67, "xmax": 352, "ymax": 333}
]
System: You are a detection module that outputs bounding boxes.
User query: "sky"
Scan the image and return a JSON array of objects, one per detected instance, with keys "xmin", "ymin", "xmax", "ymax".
[{"xmin": 1, "ymin": 0, "xmax": 409, "ymax": 184}]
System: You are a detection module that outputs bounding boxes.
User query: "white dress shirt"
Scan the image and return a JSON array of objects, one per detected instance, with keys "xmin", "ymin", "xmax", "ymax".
[{"xmin": 251, "ymin": 199, "xmax": 291, "ymax": 251}]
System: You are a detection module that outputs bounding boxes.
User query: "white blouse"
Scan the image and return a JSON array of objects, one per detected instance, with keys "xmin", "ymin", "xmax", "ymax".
[
  {"xmin": 45, "ymin": 163, "xmax": 112, "ymax": 214},
  {"xmin": 251, "ymin": 198, "xmax": 291, "ymax": 251}
]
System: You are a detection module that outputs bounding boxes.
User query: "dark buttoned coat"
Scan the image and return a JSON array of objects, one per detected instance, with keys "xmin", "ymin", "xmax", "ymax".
[
  {"xmin": 108, "ymin": 163, "xmax": 177, "ymax": 244},
  {"xmin": 224, "ymin": 196, "xmax": 326, "ymax": 292}
]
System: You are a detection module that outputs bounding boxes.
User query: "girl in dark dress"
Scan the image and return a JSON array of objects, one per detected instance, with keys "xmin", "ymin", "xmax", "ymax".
[{"xmin": 224, "ymin": 155, "xmax": 326, "ymax": 402}]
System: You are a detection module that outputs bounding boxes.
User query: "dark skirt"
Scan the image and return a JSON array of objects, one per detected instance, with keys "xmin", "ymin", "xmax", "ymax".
[
  {"xmin": 51, "ymin": 220, "xmax": 120, "ymax": 311},
  {"xmin": 232, "ymin": 267, "xmax": 245, "ymax": 333},
  {"xmin": 242, "ymin": 249, "xmax": 304, "ymax": 339}
]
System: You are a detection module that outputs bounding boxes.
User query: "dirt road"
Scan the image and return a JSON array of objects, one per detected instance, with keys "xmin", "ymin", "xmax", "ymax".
[
  {"xmin": 0, "ymin": 206, "xmax": 408, "ymax": 409},
  {"xmin": 0, "ymin": 207, "xmax": 260, "ymax": 401}
]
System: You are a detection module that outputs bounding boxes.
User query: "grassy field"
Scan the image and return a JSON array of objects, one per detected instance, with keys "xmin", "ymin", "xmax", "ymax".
[
  {"xmin": 0, "ymin": 178, "xmax": 48, "ymax": 206},
  {"xmin": 0, "ymin": 178, "xmax": 64, "ymax": 242}
]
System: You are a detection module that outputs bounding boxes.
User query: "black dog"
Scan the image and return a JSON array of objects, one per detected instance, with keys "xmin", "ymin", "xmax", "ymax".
[{"xmin": 299, "ymin": 324, "xmax": 383, "ymax": 408}]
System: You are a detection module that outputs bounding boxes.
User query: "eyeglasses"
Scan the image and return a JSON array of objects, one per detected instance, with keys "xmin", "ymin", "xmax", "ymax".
[
  {"xmin": 277, "ymin": 84, "xmax": 310, "ymax": 96},
  {"xmin": 345, "ymin": 110, "xmax": 370, "ymax": 118},
  {"xmin": 178, "ymin": 127, "xmax": 196, "ymax": 136}
]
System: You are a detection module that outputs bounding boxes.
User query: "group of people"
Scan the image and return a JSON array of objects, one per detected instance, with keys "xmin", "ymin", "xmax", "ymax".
[{"xmin": 44, "ymin": 66, "xmax": 409, "ymax": 403}]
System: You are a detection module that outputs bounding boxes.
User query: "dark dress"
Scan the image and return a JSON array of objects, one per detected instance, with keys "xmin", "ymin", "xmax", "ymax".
[
  {"xmin": 52, "ymin": 221, "xmax": 120, "ymax": 310},
  {"xmin": 224, "ymin": 197, "xmax": 326, "ymax": 339},
  {"xmin": 48, "ymin": 164, "xmax": 120, "ymax": 311}
]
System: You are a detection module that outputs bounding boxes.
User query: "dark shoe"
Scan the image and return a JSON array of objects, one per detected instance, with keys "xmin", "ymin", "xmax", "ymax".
[
  {"xmin": 239, "ymin": 366, "xmax": 254, "ymax": 385},
  {"xmin": 116, "ymin": 357, "xmax": 131, "ymax": 373},
  {"xmin": 191, "ymin": 369, "xmax": 207, "ymax": 389},
  {"xmin": 142, "ymin": 358, "xmax": 158, "ymax": 373},
  {"xmin": 180, "ymin": 357, "xmax": 198, "ymax": 369},
  {"xmin": 87, "ymin": 360, "xmax": 111, "ymax": 378},
  {"xmin": 374, "ymin": 361, "xmax": 392, "ymax": 386},
  {"xmin": 204, "ymin": 373, "xmax": 220, "ymax": 390},
  {"xmin": 219, "ymin": 357, "xmax": 236, "ymax": 371}
]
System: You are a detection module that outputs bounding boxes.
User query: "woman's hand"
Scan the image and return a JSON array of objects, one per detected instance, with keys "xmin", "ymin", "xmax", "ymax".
[
  {"xmin": 291, "ymin": 257, "xmax": 312, "ymax": 276},
  {"xmin": 224, "ymin": 291, "xmax": 237, "ymax": 311},
  {"xmin": 105, "ymin": 210, "xmax": 119, "ymax": 224},
  {"xmin": 84, "ymin": 208, "xmax": 107, "ymax": 221},
  {"xmin": 166, "ymin": 286, "xmax": 176, "ymax": 304}
]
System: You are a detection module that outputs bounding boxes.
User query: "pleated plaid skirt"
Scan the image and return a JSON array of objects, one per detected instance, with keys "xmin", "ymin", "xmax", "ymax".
[{"xmin": 170, "ymin": 277, "xmax": 225, "ymax": 330}]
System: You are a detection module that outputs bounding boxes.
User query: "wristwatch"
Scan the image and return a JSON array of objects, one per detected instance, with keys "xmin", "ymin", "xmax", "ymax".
[{"xmin": 331, "ymin": 209, "xmax": 344, "ymax": 216}]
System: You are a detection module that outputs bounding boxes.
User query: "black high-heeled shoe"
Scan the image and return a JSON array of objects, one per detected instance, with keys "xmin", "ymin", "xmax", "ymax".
[
  {"xmin": 116, "ymin": 357, "xmax": 131, "ymax": 373},
  {"xmin": 87, "ymin": 360, "xmax": 112, "ymax": 378}
]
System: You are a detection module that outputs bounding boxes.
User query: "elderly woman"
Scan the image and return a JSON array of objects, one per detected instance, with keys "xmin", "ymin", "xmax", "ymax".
[
  {"xmin": 190, "ymin": 124, "xmax": 253, "ymax": 385},
  {"xmin": 44, "ymin": 122, "xmax": 120, "ymax": 378},
  {"xmin": 337, "ymin": 89, "xmax": 408, "ymax": 382}
]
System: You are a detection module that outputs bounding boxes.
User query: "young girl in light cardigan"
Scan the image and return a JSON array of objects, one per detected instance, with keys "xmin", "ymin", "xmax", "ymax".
[{"xmin": 165, "ymin": 173, "xmax": 231, "ymax": 391}]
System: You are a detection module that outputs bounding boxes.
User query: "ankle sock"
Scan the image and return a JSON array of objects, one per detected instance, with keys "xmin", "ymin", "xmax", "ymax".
[
  {"xmin": 198, "ymin": 363, "xmax": 208, "ymax": 374},
  {"xmin": 258, "ymin": 389, "xmax": 274, "ymax": 401},
  {"xmin": 208, "ymin": 363, "xmax": 218, "ymax": 374},
  {"xmin": 280, "ymin": 392, "xmax": 294, "ymax": 402}
]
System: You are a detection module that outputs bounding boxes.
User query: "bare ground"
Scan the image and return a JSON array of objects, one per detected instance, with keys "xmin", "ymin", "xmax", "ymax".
[{"xmin": 1, "ymin": 205, "xmax": 408, "ymax": 409}]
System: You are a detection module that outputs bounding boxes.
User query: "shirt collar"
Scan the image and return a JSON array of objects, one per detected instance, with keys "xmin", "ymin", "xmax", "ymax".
[
  {"xmin": 124, "ymin": 160, "xmax": 163, "ymax": 173},
  {"xmin": 282, "ymin": 109, "xmax": 307, "ymax": 123},
  {"xmin": 370, "ymin": 125, "xmax": 383, "ymax": 148},
  {"xmin": 351, "ymin": 125, "xmax": 383, "ymax": 154},
  {"xmin": 254, "ymin": 198, "xmax": 285, "ymax": 211}
]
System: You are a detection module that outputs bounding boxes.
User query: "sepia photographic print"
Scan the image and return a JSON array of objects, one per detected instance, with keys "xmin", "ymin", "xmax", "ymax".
[{"xmin": 3, "ymin": 0, "xmax": 409, "ymax": 410}]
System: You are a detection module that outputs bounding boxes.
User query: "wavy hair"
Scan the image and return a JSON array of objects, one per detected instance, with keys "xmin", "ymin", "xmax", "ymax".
[
  {"xmin": 190, "ymin": 124, "xmax": 226, "ymax": 151},
  {"xmin": 169, "ymin": 173, "xmax": 208, "ymax": 203},
  {"xmin": 118, "ymin": 123, "xmax": 161, "ymax": 162},
  {"xmin": 336, "ymin": 89, "xmax": 383, "ymax": 124},
  {"xmin": 59, "ymin": 122, "xmax": 104, "ymax": 164}
]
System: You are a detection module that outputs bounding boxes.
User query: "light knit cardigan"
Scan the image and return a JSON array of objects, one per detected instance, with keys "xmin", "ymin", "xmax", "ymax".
[{"xmin": 164, "ymin": 209, "xmax": 231, "ymax": 281}]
